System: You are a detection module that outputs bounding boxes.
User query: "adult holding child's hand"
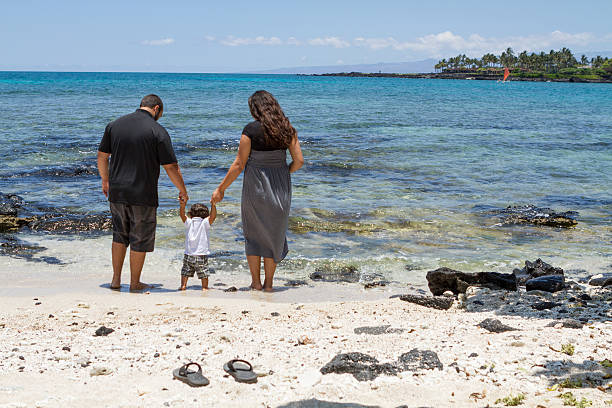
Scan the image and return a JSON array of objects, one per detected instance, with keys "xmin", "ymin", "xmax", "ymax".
[{"xmin": 212, "ymin": 90, "xmax": 303, "ymax": 292}]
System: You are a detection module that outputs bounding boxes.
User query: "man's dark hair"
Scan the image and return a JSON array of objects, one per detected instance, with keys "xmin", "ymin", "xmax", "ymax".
[
  {"xmin": 140, "ymin": 94, "xmax": 163, "ymax": 110},
  {"xmin": 188, "ymin": 203, "xmax": 209, "ymax": 219}
]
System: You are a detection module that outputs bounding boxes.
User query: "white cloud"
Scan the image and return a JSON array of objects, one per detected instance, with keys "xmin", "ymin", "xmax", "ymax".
[
  {"xmin": 204, "ymin": 35, "xmax": 216, "ymax": 42},
  {"xmin": 287, "ymin": 37, "xmax": 302, "ymax": 46},
  {"xmin": 141, "ymin": 38, "xmax": 175, "ymax": 46},
  {"xmin": 353, "ymin": 31, "xmax": 597, "ymax": 57},
  {"xmin": 308, "ymin": 37, "xmax": 350, "ymax": 48},
  {"xmin": 220, "ymin": 36, "xmax": 283, "ymax": 46}
]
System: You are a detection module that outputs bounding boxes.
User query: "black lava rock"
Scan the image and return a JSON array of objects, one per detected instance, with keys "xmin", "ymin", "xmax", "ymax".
[
  {"xmin": 309, "ymin": 265, "xmax": 360, "ymax": 283},
  {"xmin": 397, "ymin": 349, "xmax": 443, "ymax": 371},
  {"xmin": 526, "ymin": 275, "xmax": 565, "ymax": 293},
  {"xmin": 426, "ymin": 268, "xmax": 517, "ymax": 295},
  {"xmin": 354, "ymin": 325, "xmax": 404, "ymax": 335},
  {"xmin": 399, "ymin": 294, "xmax": 454, "ymax": 310},
  {"xmin": 320, "ymin": 349, "xmax": 442, "ymax": 382},
  {"xmin": 223, "ymin": 286, "xmax": 238, "ymax": 292},
  {"xmin": 94, "ymin": 326, "xmax": 114, "ymax": 336},
  {"xmin": 477, "ymin": 318, "xmax": 518, "ymax": 333},
  {"xmin": 531, "ymin": 301, "xmax": 562, "ymax": 310},
  {"xmin": 513, "ymin": 258, "xmax": 564, "ymax": 286}
]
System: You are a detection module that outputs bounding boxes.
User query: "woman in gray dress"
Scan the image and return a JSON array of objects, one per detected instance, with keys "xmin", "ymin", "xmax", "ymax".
[{"xmin": 211, "ymin": 90, "xmax": 304, "ymax": 292}]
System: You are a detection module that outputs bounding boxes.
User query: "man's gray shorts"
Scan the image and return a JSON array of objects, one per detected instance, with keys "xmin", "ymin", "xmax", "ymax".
[
  {"xmin": 109, "ymin": 202, "xmax": 157, "ymax": 252},
  {"xmin": 181, "ymin": 254, "xmax": 209, "ymax": 279}
]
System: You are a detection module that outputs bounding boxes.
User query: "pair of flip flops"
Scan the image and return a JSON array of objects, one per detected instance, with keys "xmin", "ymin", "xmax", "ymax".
[{"xmin": 173, "ymin": 359, "xmax": 258, "ymax": 387}]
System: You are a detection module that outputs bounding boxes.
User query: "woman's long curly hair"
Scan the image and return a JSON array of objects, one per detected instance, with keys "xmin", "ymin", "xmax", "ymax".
[{"xmin": 248, "ymin": 90, "xmax": 297, "ymax": 149}]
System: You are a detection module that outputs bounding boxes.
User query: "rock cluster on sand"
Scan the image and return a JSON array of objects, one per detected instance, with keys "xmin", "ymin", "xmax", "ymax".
[{"xmin": 320, "ymin": 349, "xmax": 442, "ymax": 381}]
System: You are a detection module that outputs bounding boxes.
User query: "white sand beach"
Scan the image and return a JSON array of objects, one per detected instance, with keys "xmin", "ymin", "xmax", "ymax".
[{"xmin": 0, "ymin": 268, "xmax": 610, "ymax": 407}]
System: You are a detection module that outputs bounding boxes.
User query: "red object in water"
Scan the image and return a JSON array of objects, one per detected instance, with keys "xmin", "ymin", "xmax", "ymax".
[{"xmin": 503, "ymin": 67, "xmax": 510, "ymax": 81}]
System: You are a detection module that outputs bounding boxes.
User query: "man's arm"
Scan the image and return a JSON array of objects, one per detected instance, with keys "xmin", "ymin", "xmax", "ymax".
[
  {"xmin": 97, "ymin": 151, "xmax": 111, "ymax": 197},
  {"xmin": 162, "ymin": 162, "xmax": 189, "ymax": 203},
  {"xmin": 208, "ymin": 202, "xmax": 217, "ymax": 225}
]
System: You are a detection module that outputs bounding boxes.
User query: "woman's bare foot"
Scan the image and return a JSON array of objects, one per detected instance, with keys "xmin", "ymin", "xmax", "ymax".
[
  {"xmin": 178, "ymin": 286, "xmax": 187, "ymax": 291},
  {"xmin": 129, "ymin": 282, "xmax": 151, "ymax": 292},
  {"xmin": 263, "ymin": 287, "xmax": 274, "ymax": 293},
  {"xmin": 250, "ymin": 283, "xmax": 263, "ymax": 291}
]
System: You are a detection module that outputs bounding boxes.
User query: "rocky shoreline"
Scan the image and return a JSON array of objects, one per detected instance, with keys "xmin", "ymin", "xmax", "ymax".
[{"xmin": 309, "ymin": 72, "xmax": 612, "ymax": 83}]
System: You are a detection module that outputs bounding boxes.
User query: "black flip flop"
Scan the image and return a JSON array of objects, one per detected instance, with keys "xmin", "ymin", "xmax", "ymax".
[
  {"xmin": 173, "ymin": 362, "xmax": 210, "ymax": 387},
  {"xmin": 223, "ymin": 359, "xmax": 258, "ymax": 383}
]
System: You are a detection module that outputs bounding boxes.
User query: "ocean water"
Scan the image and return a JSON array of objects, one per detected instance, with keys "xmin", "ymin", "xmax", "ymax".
[{"xmin": 1, "ymin": 71, "xmax": 611, "ymax": 286}]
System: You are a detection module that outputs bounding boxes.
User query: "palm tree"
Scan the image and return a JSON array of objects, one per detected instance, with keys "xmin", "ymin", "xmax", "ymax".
[{"xmin": 580, "ymin": 55, "xmax": 589, "ymax": 66}]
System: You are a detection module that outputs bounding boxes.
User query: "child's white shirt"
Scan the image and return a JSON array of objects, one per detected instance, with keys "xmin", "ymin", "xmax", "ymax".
[{"xmin": 184, "ymin": 217, "xmax": 211, "ymax": 256}]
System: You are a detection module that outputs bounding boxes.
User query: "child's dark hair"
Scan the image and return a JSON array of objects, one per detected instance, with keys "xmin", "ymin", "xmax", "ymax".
[{"xmin": 188, "ymin": 203, "xmax": 209, "ymax": 219}]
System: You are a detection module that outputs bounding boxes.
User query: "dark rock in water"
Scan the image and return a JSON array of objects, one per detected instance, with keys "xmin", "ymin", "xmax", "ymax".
[
  {"xmin": 309, "ymin": 265, "xmax": 360, "ymax": 283},
  {"xmin": 588, "ymin": 273, "xmax": 612, "ymax": 287},
  {"xmin": 320, "ymin": 352, "xmax": 391, "ymax": 381},
  {"xmin": 94, "ymin": 326, "xmax": 114, "ymax": 336},
  {"xmin": 512, "ymin": 258, "xmax": 564, "ymax": 286},
  {"xmin": 494, "ymin": 205, "xmax": 578, "ymax": 228},
  {"xmin": 223, "ymin": 286, "xmax": 237, "ymax": 292},
  {"xmin": 426, "ymin": 267, "xmax": 517, "ymax": 295},
  {"xmin": 0, "ymin": 193, "xmax": 25, "ymax": 216},
  {"xmin": 397, "ymin": 349, "xmax": 443, "ymax": 371},
  {"xmin": 531, "ymin": 301, "xmax": 562, "ymax": 310},
  {"xmin": 285, "ymin": 280, "xmax": 308, "ymax": 287},
  {"xmin": 354, "ymin": 325, "xmax": 404, "ymax": 335},
  {"xmin": 477, "ymin": 318, "xmax": 518, "ymax": 333},
  {"xmin": 526, "ymin": 275, "xmax": 565, "ymax": 293},
  {"xmin": 0, "ymin": 215, "xmax": 31, "ymax": 232},
  {"xmin": 399, "ymin": 294, "xmax": 453, "ymax": 310},
  {"xmin": 28, "ymin": 213, "xmax": 112, "ymax": 233},
  {"xmin": 580, "ymin": 293, "xmax": 592, "ymax": 301}
]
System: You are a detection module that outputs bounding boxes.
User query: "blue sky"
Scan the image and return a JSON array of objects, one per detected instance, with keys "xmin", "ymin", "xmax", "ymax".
[{"xmin": 1, "ymin": 0, "xmax": 611, "ymax": 72}]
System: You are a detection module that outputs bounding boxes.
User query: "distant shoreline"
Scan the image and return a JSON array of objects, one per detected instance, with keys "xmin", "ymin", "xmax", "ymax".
[{"xmin": 307, "ymin": 72, "xmax": 612, "ymax": 83}]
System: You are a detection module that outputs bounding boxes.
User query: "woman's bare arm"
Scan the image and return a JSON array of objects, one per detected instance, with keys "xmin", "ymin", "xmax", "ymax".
[
  {"xmin": 288, "ymin": 136, "xmax": 304, "ymax": 173},
  {"xmin": 211, "ymin": 134, "xmax": 251, "ymax": 203}
]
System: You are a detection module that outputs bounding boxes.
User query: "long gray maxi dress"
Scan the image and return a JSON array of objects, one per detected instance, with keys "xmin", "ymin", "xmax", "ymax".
[{"xmin": 241, "ymin": 123, "xmax": 291, "ymax": 263}]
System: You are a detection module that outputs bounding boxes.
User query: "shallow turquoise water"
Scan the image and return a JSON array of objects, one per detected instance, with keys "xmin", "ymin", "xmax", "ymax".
[{"xmin": 1, "ymin": 72, "xmax": 610, "ymax": 281}]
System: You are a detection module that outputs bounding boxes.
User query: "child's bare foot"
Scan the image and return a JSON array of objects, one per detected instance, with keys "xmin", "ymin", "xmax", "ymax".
[
  {"xmin": 178, "ymin": 286, "xmax": 187, "ymax": 291},
  {"xmin": 263, "ymin": 286, "xmax": 274, "ymax": 293}
]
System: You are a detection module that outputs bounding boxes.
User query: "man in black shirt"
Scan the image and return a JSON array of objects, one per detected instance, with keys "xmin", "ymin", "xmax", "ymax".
[{"xmin": 97, "ymin": 94, "xmax": 188, "ymax": 291}]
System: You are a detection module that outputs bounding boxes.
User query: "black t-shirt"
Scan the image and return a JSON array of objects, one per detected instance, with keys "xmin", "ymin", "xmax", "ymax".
[
  {"xmin": 242, "ymin": 121, "xmax": 285, "ymax": 151},
  {"xmin": 98, "ymin": 109, "xmax": 177, "ymax": 207}
]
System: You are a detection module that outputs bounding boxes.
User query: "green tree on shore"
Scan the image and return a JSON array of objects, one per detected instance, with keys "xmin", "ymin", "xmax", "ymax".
[{"xmin": 437, "ymin": 48, "xmax": 610, "ymax": 76}]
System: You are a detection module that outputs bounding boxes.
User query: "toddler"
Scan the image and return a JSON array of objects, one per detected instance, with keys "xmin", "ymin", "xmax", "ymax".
[{"xmin": 179, "ymin": 199, "xmax": 216, "ymax": 290}]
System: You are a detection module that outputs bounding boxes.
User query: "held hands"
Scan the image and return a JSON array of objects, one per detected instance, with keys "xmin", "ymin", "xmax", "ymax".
[
  {"xmin": 179, "ymin": 190, "xmax": 189, "ymax": 204},
  {"xmin": 211, "ymin": 188, "xmax": 224, "ymax": 204}
]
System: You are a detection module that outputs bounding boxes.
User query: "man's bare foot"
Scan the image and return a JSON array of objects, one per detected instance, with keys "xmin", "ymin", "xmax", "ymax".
[
  {"xmin": 263, "ymin": 287, "xmax": 274, "ymax": 293},
  {"xmin": 201, "ymin": 286, "xmax": 208, "ymax": 290},
  {"xmin": 250, "ymin": 283, "xmax": 263, "ymax": 291},
  {"xmin": 178, "ymin": 286, "xmax": 186, "ymax": 291},
  {"xmin": 129, "ymin": 282, "xmax": 151, "ymax": 292}
]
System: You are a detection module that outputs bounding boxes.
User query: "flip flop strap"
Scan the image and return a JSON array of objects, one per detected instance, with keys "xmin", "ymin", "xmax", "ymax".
[
  {"xmin": 179, "ymin": 361, "xmax": 202, "ymax": 376},
  {"xmin": 227, "ymin": 359, "xmax": 253, "ymax": 372}
]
